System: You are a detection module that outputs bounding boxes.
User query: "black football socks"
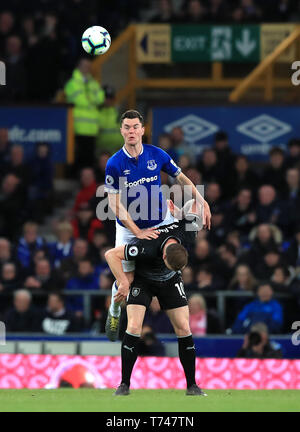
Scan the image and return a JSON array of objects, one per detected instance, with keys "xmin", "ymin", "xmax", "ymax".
[
  {"xmin": 121, "ymin": 331, "xmax": 140, "ymax": 387},
  {"xmin": 178, "ymin": 334, "xmax": 196, "ymax": 389}
]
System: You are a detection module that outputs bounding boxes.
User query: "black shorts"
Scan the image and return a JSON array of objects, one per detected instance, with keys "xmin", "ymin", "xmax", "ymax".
[{"xmin": 127, "ymin": 273, "xmax": 188, "ymax": 311}]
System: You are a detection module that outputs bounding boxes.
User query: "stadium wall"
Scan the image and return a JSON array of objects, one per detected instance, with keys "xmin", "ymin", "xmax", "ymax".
[{"xmin": 0, "ymin": 355, "xmax": 299, "ymax": 390}]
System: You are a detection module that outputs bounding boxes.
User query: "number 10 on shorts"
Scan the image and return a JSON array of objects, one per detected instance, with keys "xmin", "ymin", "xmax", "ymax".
[{"xmin": 175, "ymin": 282, "xmax": 186, "ymax": 299}]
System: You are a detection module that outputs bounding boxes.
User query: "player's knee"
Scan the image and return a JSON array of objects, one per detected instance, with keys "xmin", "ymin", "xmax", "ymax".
[
  {"xmin": 127, "ymin": 323, "xmax": 142, "ymax": 335},
  {"xmin": 173, "ymin": 321, "xmax": 191, "ymax": 337}
]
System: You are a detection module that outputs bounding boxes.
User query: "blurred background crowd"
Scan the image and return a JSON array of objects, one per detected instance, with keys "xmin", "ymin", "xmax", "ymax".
[
  {"xmin": 0, "ymin": 124, "xmax": 300, "ymax": 343},
  {"xmin": 1, "ymin": 0, "xmax": 300, "ymax": 101}
]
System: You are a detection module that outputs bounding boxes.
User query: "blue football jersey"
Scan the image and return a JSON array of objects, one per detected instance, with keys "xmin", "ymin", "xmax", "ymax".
[{"xmin": 104, "ymin": 144, "xmax": 181, "ymax": 229}]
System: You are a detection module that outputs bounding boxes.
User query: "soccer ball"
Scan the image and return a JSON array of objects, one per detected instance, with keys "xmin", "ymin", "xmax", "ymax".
[{"xmin": 81, "ymin": 26, "xmax": 111, "ymax": 55}]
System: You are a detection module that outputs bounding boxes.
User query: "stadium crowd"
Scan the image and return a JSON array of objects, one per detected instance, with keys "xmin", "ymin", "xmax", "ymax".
[
  {"xmin": 0, "ymin": 0, "xmax": 300, "ymax": 101},
  {"xmin": 0, "ymin": 122, "xmax": 300, "ymax": 339}
]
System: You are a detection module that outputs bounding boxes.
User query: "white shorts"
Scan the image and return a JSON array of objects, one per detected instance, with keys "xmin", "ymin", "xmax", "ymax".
[{"xmin": 115, "ymin": 208, "xmax": 177, "ymax": 273}]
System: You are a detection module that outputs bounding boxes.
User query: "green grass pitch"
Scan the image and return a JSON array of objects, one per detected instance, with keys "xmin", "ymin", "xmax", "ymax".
[{"xmin": 0, "ymin": 389, "xmax": 299, "ymax": 412}]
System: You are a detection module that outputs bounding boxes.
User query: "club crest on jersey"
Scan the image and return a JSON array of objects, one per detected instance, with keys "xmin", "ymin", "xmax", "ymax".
[
  {"xmin": 131, "ymin": 287, "xmax": 140, "ymax": 297},
  {"xmin": 105, "ymin": 175, "xmax": 114, "ymax": 185},
  {"xmin": 128, "ymin": 246, "xmax": 138, "ymax": 257},
  {"xmin": 147, "ymin": 160, "xmax": 157, "ymax": 171}
]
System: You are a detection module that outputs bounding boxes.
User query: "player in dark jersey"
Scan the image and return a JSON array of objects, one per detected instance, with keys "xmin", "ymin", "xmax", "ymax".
[{"xmin": 105, "ymin": 199, "xmax": 207, "ymax": 396}]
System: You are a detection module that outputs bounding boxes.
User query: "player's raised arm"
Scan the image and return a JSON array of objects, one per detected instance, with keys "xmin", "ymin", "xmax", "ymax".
[
  {"xmin": 105, "ymin": 246, "xmax": 130, "ymax": 303},
  {"xmin": 107, "ymin": 193, "xmax": 159, "ymax": 240},
  {"xmin": 175, "ymin": 172, "xmax": 211, "ymax": 230}
]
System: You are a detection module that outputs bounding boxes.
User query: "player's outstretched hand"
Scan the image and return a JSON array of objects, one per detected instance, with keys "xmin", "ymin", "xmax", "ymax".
[
  {"xmin": 136, "ymin": 227, "xmax": 160, "ymax": 240},
  {"xmin": 114, "ymin": 281, "xmax": 130, "ymax": 303},
  {"xmin": 203, "ymin": 202, "xmax": 211, "ymax": 230},
  {"xmin": 167, "ymin": 199, "xmax": 182, "ymax": 219}
]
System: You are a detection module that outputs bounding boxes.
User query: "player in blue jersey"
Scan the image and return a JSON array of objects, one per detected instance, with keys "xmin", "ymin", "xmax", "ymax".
[{"xmin": 104, "ymin": 110, "xmax": 211, "ymax": 341}]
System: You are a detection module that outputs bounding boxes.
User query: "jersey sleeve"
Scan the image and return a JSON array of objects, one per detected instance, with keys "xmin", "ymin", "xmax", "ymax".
[
  {"xmin": 104, "ymin": 159, "xmax": 120, "ymax": 194},
  {"xmin": 156, "ymin": 147, "xmax": 181, "ymax": 177},
  {"xmin": 124, "ymin": 239, "xmax": 157, "ymax": 261}
]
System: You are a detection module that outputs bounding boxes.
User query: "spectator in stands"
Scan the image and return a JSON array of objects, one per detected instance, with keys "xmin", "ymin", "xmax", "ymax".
[
  {"xmin": 0, "ymin": 173, "xmax": 27, "ymax": 240},
  {"xmin": 4, "ymin": 289, "xmax": 39, "ymax": 332},
  {"xmin": 2, "ymin": 35, "xmax": 27, "ymax": 101},
  {"xmin": 64, "ymin": 57, "xmax": 105, "ymax": 172},
  {"xmin": 255, "ymin": 247, "xmax": 285, "ymax": 280},
  {"xmin": 0, "ymin": 11, "xmax": 15, "ymax": 54},
  {"xmin": 225, "ymin": 188, "xmax": 256, "ymax": 238},
  {"xmin": 228, "ymin": 264, "xmax": 257, "ymax": 320},
  {"xmin": 169, "ymin": 126, "xmax": 189, "ymax": 158},
  {"xmin": 283, "ymin": 168, "xmax": 300, "ymax": 234},
  {"xmin": 94, "ymin": 151, "xmax": 111, "ymax": 185},
  {"xmin": 285, "ymin": 224, "xmax": 300, "ymax": 269},
  {"xmin": 286, "ymin": 138, "xmax": 300, "ymax": 168},
  {"xmin": 217, "ymin": 243, "xmax": 238, "ymax": 282},
  {"xmin": 262, "ymin": 147, "xmax": 287, "ymax": 197},
  {"xmin": 195, "ymin": 265, "xmax": 224, "ymax": 291},
  {"xmin": 0, "ymin": 262, "xmax": 20, "ymax": 293},
  {"xmin": 255, "ymin": 185, "xmax": 284, "ymax": 226},
  {"xmin": 213, "ymin": 131, "xmax": 235, "ymax": 180},
  {"xmin": 188, "ymin": 293, "xmax": 221, "ymax": 335},
  {"xmin": 89, "ymin": 229, "xmax": 110, "ymax": 264},
  {"xmin": 238, "ymin": 0, "xmax": 262, "ymax": 22},
  {"xmin": 73, "ymin": 168, "xmax": 98, "ymax": 212},
  {"xmin": 228, "ymin": 155, "xmax": 259, "ymax": 197},
  {"xmin": 244, "ymin": 223, "xmax": 281, "ymax": 269},
  {"xmin": 96, "ymin": 85, "xmax": 123, "ymax": 154},
  {"xmin": 178, "ymin": 154, "xmax": 192, "ymax": 174},
  {"xmin": 231, "ymin": 282, "xmax": 283, "ymax": 334},
  {"xmin": 50, "ymin": 221, "xmax": 74, "ymax": 268},
  {"xmin": 229, "ymin": 264, "xmax": 257, "ymax": 293},
  {"xmin": 180, "ymin": 0, "xmax": 207, "ymax": 23},
  {"xmin": 57, "ymin": 238, "xmax": 89, "ymax": 284},
  {"xmin": 149, "ymin": 0, "xmax": 178, "ymax": 23},
  {"xmin": 65, "ymin": 258, "xmax": 98, "ymax": 314},
  {"xmin": 271, "ymin": 266, "xmax": 291, "ymax": 293},
  {"xmin": 137, "ymin": 324, "xmax": 166, "ymax": 356},
  {"xmin": 40, "ymin": 293, "xmax": 81, "ymax": 335},
  {"xmin": 0, "ymin": 128, "xmax": 11, "ymax": 174},
  {"xmin": 4, "ymin": 145, "xmax": 30, "ymax": 190},
  {"xmin": 197, "ymin": 149, "xmax": 222, "ymax": 184},
  {"xmin": 144, "ymin": 297, "xmax": 174, "ymax": 334},
  {"xmin": 72, "ymin": 201, "xmax": 103, "ymax": 242},
  {"xmin": 24, "ymin": 258, "xmax": 62, "ymax": 292},
  {"xmin": 207, "ymin": 0, "xmax": 230, "ymax": 22},
  {"xmin": 16, "ymin": 222, "xmax": 48, "ymax": 271},
  {"xmin": 158, "ymin": 133, "xmax": 179, "ymax": 164},
  {"xmin": 0, "ymin": 237, "xmax": 15, "ymax": 270},
  {"xmin": 236, "ymin": 322, "xmax": 283, "ymax": 358},
  {"xmin": 204, "ymin": 182, "xmax": 225, "ymax": 214},
  {"xmin": 28, "ymin": 142, "xmax": 54, "ymax": 222}
]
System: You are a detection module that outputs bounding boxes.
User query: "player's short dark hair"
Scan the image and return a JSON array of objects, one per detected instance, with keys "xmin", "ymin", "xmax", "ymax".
[
  {"xmin": 165, "ymin": 243, "xmax": 188, "ymax": 271},
  {"xmin": 120, "ymin": 110, "xmax": 144, "ymax": 126}
]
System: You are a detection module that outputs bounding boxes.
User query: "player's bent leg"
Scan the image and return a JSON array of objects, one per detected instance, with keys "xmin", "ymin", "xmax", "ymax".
[
  {"xmin": 166, "ymin": 306, "xmax": 207, "ymax": 397},
  {"xmin": 106, "ymin": 271, "xmax": 135, "ymax": 342},
  {"xmin": 115, "ymin": 305, "xmax": 146, "ymax": 396}
]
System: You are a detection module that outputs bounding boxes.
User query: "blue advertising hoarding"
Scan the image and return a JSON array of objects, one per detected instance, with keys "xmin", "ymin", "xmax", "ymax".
[
  {"xmin": 152, "ymin": 106, "xmax": 300, "ymax": 161},
  {"xmin": 0, "ymin": 106, "xmax": 73, "ymax": 163}
]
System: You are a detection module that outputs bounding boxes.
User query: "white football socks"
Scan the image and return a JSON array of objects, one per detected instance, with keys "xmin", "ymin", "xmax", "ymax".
[{"xmin": 109, "ymin": 281, "xmax": 121, "ymax": 317}]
